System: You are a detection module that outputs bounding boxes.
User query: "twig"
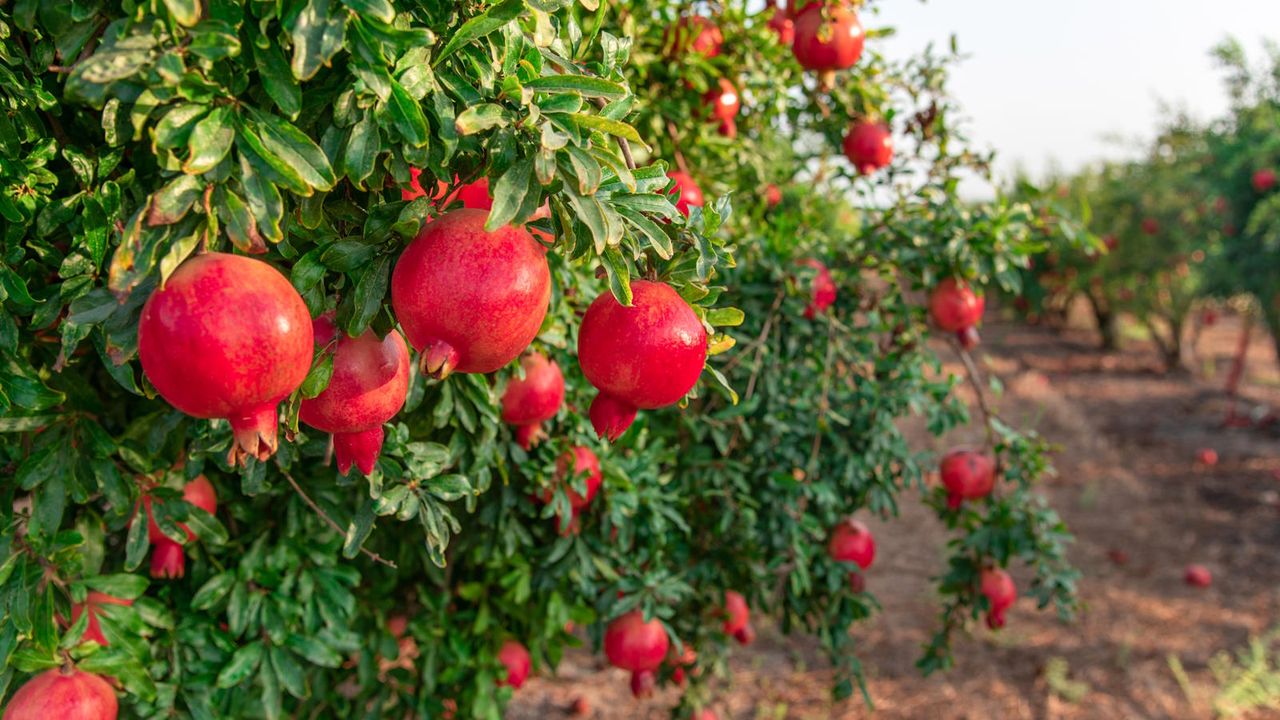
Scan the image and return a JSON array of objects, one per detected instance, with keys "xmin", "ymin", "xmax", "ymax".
[
  {"xmin": 280, "ymin": 469, "xmax": 398, "ymax": 569},
  {"xmin": 665, "ymin": 121, "xmax": 690, "ymax": 175},
  {"xmin": 950, "ymin": 338, "xmax": 997, "ymax": 453},
  {"xmin": 590, "ymin": 97, "xmax": 637, "ymax": 170}
]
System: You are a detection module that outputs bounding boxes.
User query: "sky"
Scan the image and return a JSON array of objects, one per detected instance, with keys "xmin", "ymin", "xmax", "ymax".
[{"xmin": 870, "ymin": 0, "xmax": 1280, "ymax": 194}]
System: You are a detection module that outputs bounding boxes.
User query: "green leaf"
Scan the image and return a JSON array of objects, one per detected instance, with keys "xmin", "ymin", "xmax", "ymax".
[
  {"xmin": 344, "ymin": 256, "xmax": 390, "ymax": 336},
  {"xmin": 706, "ymin": 307, "xmax": 745, "ymax": 327},
  {"xmin": 602, "ymin": 247, "xmax": 632, "ymax": 306},
  {"xmin": 289, "ymin": 0, "xmax": 348, "ymax": 81},
  {"xmin": 569, "ymin": 113, "xmax": 642, "ymax": 142},
  {"xmin": 162, "ymin": 0, "xmax": 201, "ymax": 26},
  {"xmin": 433, "ymin": 0, "xmax": 526, "ymax": 65},
  {"xmin": 219, "ymin": 187, "xmax": 265, "ymax": 254},
  {"xmin": 147, "ymin": 175, "xmax": 203, "ymax": 226},
  {"xmin": 342, "ymin": 117, "xmax": 380, "ymax": 189},
  {"xmin": 246, "ymin": 109, "xmax": 336, "ymax": 192},
  {"xmin": 525, "ymin": 75, "xmax": 626, "ymax": 99},
  {"xmin": 191, "ymin": 573, "xmax": 235, "ymax": 610},
  {"xmin": 485, "ymin": 159, "xmax": 533, "ymax": 231},
  {"xmin": 217, "ymin": 641, "xmax": 264, "ymax": 688},
  {"xmin": 124, "ymin": 509, "xmax": 149, "ymax": 572},
  {"xmin": 269, "ymin": 646, "xmax": 308, "ymax": 699},
  {"xmin": 454, "ymin": 104, "xmax": 510, "ymax": 135},
  {"xmin": 340, "ymin": 0, "xmax": 395, "ymax": 23},
  {"xmin": 384, "ymin": 81, "xmax": 430, "ymax": 147},
  {"xmin": 426, "ymin": 474, "xmax": 471, "ymax": 501},
  {"xmin": 252, "ymin": 42, "xmax": 301, "ymax": 118},
  {"xmin": 184, "ymin": 106, "xmax": 235, "ymax": 174},
  {"xmin": 85, "ymin": 574, "xmax": 149, "ymax": 600},
  {"xmin": 343, "ymin": 499, "xmax": 375, "ymax": 559},
  {"xmin": 300, "ymin": 352, "xmax": 334, "ymax": 399}
]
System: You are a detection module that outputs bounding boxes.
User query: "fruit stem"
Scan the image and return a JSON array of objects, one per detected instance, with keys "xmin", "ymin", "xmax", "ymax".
[{"xmin": 227, "ymin": 402, "xmax": 281, "ymax": 466}]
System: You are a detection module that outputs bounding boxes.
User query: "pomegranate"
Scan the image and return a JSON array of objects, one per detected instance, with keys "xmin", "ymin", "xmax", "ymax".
[
  {"xmin": 577, "ymin": 281, "xmax": 708, "ymax": 440},
  {"xmin": 928, "ymin": 278, "xmax": 984, "ymax": 333},
  {"xmin": 70, "ymin": 592, "xmax": 132, "ymax": 647},
  {"xmin": 940, "ymin": 449, "xmax": 996, "ymax": 504},
  {"xmin": 143, "ymin": 475, "xmax": 218, "ymax": 579},
  {"xmin": 791, "ymin": 3, "xmax": 865, "ymax": 75},
  {"xmin": 1141, "ymin": 218, "xmax": 1160, "ymax": 236},
  {"xmin": 1253, "ymin": 168, "xmax": 1276, "ymax": 193},
  {"xmin": 299, "ymin": 315, "xmax": 410, "ymax": 475},
  {"xmin": 768, "ymin": 4, "xmax": 795, "ymax": 44},
  {"xmin": 402, "ymin": 167, "xmax": 446, "ymax": 202},
  {"xmin": 666, "ymin": 171, "xmax": 705, "ymax": 217},
  {"xmin": 765, "ymin": 183, "xmax": 783, "ymax": 208},
  {"xmin": 604, "ymin": 610, "xmax": 670, "ymax": 672},
  {"xmin": 722, "ymin": 590, "xmax": 749, "ymax": 635},
  {"xmin": 796, "ymin": 258, "xmax": 836, "ymax": 318},
  {"xmin": 387, "ymin": 614, "xmax": 409, "ymax": 638},
  {"xmin": 703, "ymin": 78, "xmax": 741, "ymax": 138},
  {"xmin": 1102, "ymin": 234, "xmax": 1119, "ymax": 251},
  {"xmin": 138, "ymin": 252, "xmax": 312, "ymax": 464},
  {"xmin": 391, "ymin": 208, "xmax": 551, "ymax": 378},
  {"xmin": 668, "ymin": 16, "xmax": 723, "ymax": 58},
  {"xmin": 672, "ymin": 666, "xmax": 687, "ymax": 687},
  {"xmin": 827, "ymin": 518, "xmax": 876, "ymax": 570},
  {"xmin": 540, "ymin": 446, "xmax": 603, "ymax": 509},
  {"xmin": 1197, "ymin": 448, "xmax": 1219, "ymax": 467},
  {"xmin": 842, "ymin": 120, "xmax": 893, "ymax": 175},
  {"xmin": 1184, "ymin": 564, "xmax": 1212, "ymax": 588},
  {"xmin": 2, "ymin": 667, "xmax": 117, "ymax": 720},
  {"xmin": 957, "ymin": 326, "xmax": 981, "ymax": 350},
  {"xmin": 496, "ymin": 639, "xmax": 531, "ymax": 689},
  {"xmin": 979, "ymin": 567, "xmax": 1016, "ymax": 629},
  {"xmin": 501, "ymin": 354, "xmax": 565, "ymax": 449},
  {"xmin": 693, "ymin": 710, "xmax": 718, "ymax": 720},
  {"xmin": 570, "ymin": 697, "xmax": 590, "ymax": 716},
  {"xmin": 629, "ymin": 669, "xmax": 656, "ymax": 698},
  {"xmin": 733, "ymin": 623, "xmax": 756, "ymax": 645}
]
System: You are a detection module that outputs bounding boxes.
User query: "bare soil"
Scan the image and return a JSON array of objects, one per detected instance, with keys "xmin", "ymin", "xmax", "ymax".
[{"xmin": 509, "ymin": 310, "xmax": 1280, "ymax": 720}]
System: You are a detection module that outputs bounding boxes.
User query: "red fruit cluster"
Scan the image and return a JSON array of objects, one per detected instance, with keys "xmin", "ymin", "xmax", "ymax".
[
  {"xmin": 142, "ymin": 476, "xmax": 218, "ymax": 579},
  {"xmin": 796, "ymin": 259, "xmax": 837, "ymax": 318},
  {"xmin": 666, "ymin": 171, "xmax": 705, "ymax": 217},
  {"xmin": 939, "ymin": 449, "xmax": 996, "ymax": 507},
  {"xmin": 928, "ymin": 278, "xmax": 985, "ymax": 347},
  {"xmin": 843, "ymin": 120, "xmax": 893, "ymax": 175},
  {"xmin": 299, "ymin": 315, "xmax": 411, "ymax": 476},
  {"xmin": 3, "ymin": 667, "xmax": 117, "ymax": 720},
  {"xmin": 578, "ymin": 281, "xmax": 708, "ymax": 441},
  {"xmin": 501, "ymin": 354, "xmax": 566, "ymax": 450},
  {"xmin": 138, "ymin": 253, "xmax": 313, "ymax": 465},
  {"xmin": 979, "ymin": 567, "xmax": 1016, "ymax": 629},
  {"xmin": 496, "ymin": 639, "xmax": 531, "ymax": 689}
]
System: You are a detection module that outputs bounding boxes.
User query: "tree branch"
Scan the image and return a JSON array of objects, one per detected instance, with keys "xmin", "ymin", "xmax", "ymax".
[{"xmin": 280, "ymin": 469, "xmax": 397, "ymax": 569}]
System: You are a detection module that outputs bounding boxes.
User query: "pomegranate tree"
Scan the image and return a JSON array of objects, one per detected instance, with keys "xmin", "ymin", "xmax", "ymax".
[
  {"xmin": 577, "ymin": 281, "xmax": 708, "ymax": 440},
  {"xmin": 500, "ymin": 354, "xmax": 566, "ymax": 449},
  {"xmin": 2, "ymin": 667, "xmax": 117, "ymax": 720},
  {"xmin": 843, "ymin": 120, "xmax": 893, "ymax": 175},
  {"xmin": 137, "ymin": 252, "xmax": 313, "ymax": 464},
  {"xmin": 666, "ymin": 171, "xmax": 705, "ymax": 217},
  {"xmin": 143, "ymin": 475, "xmax": 218, "ymax": 579},
  {"xmin": 979, "ymin": 567, "xmax": 1017, "ymax": 629},
  {"xmin": 940, "ymin": 449, "xmax": 996, "ymax": 506},
  {"xmin": 496, "ymin": 639, "xmax": 531, "ymax": 689},
  {"xmin": 299, "ymin": 315, "xmax": 411, "ymax": 475},
  {"xmin": 391, "ymin": 208, "xmax": 551, "ymax": 378}
]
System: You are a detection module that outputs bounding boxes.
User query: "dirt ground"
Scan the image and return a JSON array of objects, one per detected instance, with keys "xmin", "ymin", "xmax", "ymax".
[{"xmin": 509, "ymin": 307, "xmax": 1280, "ymax": 720}]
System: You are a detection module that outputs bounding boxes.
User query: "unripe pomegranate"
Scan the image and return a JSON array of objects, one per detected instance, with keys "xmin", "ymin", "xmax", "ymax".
[
  {"xmin": 541, "ymin": 446, "xmax": 602, "ymax": 509},
  {"xmin": 138, "ymin": 253, "xmax": 312, "ymax": 464},
  {"xmin": 827, "ymin": 518, "xmax": 876, "ymax": 570},
  {"xmin": 980, "ymin": 567, "xmax": 1016, "ymax": 629},
  {"xmin": 577, "ymin": 281, "xmax": 708, "ymax": 440},
  {"xmin": 1253, "ymin": 168, "xmax": 1276, "ymax": 193},
  {"xmin": 666, "ymin": 171, "xmax": 705, "ymax": 217},
  {"xmin": 1141, "ymin": 218, "xmax": 1160, "ymax": 235},
  {"xmin": 791, "ymin": 3, "xmax": 865, "ymax": 75},
  {"xmin": 143, "ymin": 475, "xmax": 217, "ymax": 579},
  {"xmin": 928, "ymin": 278, "xmax": 984, "ymax": 333},
  {"xmin": 768, "ymin": 5, "xmax": 795, "ymax": 44},
  {"xmin": 940, "ymin": 449, "xmax": 996, "ymax": 504},
  {"xmin": 2, "ymin": 667, "xmax": 117, "ymax": 720},
  {"xmin": 70, "ymin": 592, "xmax": 132, "ymax": 647},
  {"xmin": 501, "ymin": 354, "xmax": 565, "ymax": 449},
  {"xmin": 604, "ymin": 610, "xmax": 670, "ymax": 672},
  {"xmin": 1197, "ymin": 448, "xmax": 1219, "ymax": 467},
  {"xmin": 668, "ymin": 16, "xmax": 723, "ymax": 58},
  {"xmin": 733, "ymin": 624, "xmax": 756, "ymax": 645},
  {"xmin": 391, "ymin": 208, "xmax": 551, "ymax": 378},
  {"xmin": 765, "ymin": 183, "xmax": 783, "ymax": 208},
  {"xmin": 703, "ymin": 79, "xmax": 741, "ymax": 138},
  {"xmin": 843, "ymin": 120, "xmax": 893, "ymax": 175},
  {"xmin": 796, "ymin": 258, "xmax": 836, "ymax": 319},
  {"xmin": 1184, "ymin": 564, "xmax": 1212, "ymax": 588},
  {"xmin": 496, "ymin": 639, "xmax": 531, "ymax": 689},
  {"xmin": 630, "ymin": 669, "xmax": 656, "ymax": 698},
  {"xmin": 722, "ymin": 590, "xmax": 749, "ymax": 635},
  {"xmin": 299, "ymin": 315, "xmax": 410, "ymax": 475}
]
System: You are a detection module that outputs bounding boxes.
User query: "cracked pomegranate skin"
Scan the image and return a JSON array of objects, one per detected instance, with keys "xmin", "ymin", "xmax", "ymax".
[
  {"xmin": 843, "ymin": 120, "xmax": 893, "ymax": 175},
  {"xmin": 391, "ymin": 208, "xmax": 551, "ymax": 377},
  {"xmin": 138, "ymin": 253, "xmax": 312, "ymax": 463},
  {"xmin": 791, "ymin": 3, "xmax": 865, "ymax": 72},
  {"xmin": 604, "ymin": 610, "xmax": 670, "ymax": 673},
  {"xmin": 928, "ymin": 278, "xmax": 984, "ymax": 332},
  {"xmin": 827, "ymin": 519, "xmax": 876, "ymax": 570},
  {"xmin": 299, "ymin": 315, "xmax": 410, "ymax": 475},
  {"xmin": 577, "ymin": 281, "xmax": 707, "ymax": 440},
  {"xmin": 2, "ymin": 668, "xmax": 117, "ymax": 720},
  {"xmin": 501, "ymin": 354, "xmax": 565, "ymax": 449}
]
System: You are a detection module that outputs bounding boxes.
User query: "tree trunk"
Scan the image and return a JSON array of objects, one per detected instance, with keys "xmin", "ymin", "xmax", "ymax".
[{"xmin": 1086, "ymin": 290, "xmax": 1118, "ymax": 351}]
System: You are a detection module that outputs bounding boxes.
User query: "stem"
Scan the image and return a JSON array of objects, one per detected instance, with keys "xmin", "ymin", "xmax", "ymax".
[
  {"xmin": 279, "ymin": 469, "xmax": 397, "ymax": 569},
  {"xmin": 949, "ymin": 337, "xmax": 997, "ymax": 454}
]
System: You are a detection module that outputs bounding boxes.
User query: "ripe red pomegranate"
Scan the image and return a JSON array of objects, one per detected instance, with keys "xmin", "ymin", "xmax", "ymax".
[
  {"xmin": 828, "ymin": 518, "xmax": 876, "ymax": 570},
  {"xmin": 666, "ymin": 171, "xmax": 705, "ymax": 217},
  {"xmin": 765, "ymin": 183, "xmax": 783, "ymax": 208},
  {"xmin": 391, "ymin": 208, "xmax": 551, "ymax": 378},
  {"xmin": 928, "ymin": 278, "xmax": 984, "ymax": 334},
  {"xmin": 455, "ymin": 176, "xmax": 494, "ymax": 210},
  {"xmin": 299, "ymin": 315, "xmax": 410, "ymax": 475},
  {"xmin": 733, "ymin": 623, "xmax": 756, "ymax": 645},
  {"xmin": 672, "ymin": 666, "xmax": 687, "ymax": 687},
  {"xmin": 402, "ymin": 168, "xmax": 444, "ymax": 202},
  {"xmin": 940, "ymin": 449, "xmax": 996, "ymax": 504},
  {"xmin": 70, "ymin": 592, "xmax": 132, "ymax": 647},
  {"xmin": 693, "ymin": 710, "xmax": 719, "ymax": 720},
  {"xmin": 668, "ymin": 16, "xmax": 723, "ymax": 58},
  {"xmin": 796, "ymin": 259, "xmax": 836, "ymax": 319},
  {"xmin": 541, "ymin": 446, "xmax": 603, "ymax": 509},
  {"xmin": 570, "ymin": 697, "xmax": 590, "ymax": 717},
  {"xmin": 3, "ymin": 667, "xmax": 117, "ymax": 720},
  {"xmin": 722, "ymin": 590, "xmax": 749, "ymax": 635},
  {"xmin": 630, "ymin": 669, "xmax": 656, "ymax": 698},
  {"xmin": 577, "ymin": 281, "xmax": 708, "ymax": 440},
  {"xmin": 501, "ymin": 354, "xmax": 565, "ymax": 449},
  {"xmin": 1253, "ymin": 168, "xmax": 1276, "ymax": 193},
  {"xmin": 980, "ymin": 567, "xmax": 1016, "ymax": 629},
  {"xmin": 768, "ymin": 4, "xmax": 795, "ymax": 44},
  {"xmin": 1197, "ymin": 448, "xmax": 1219, "ymax": 467},
  {"xmin": 704, "ymin": 78, "xmax": 741, "ymax": 138},
  {"xmin": 1141, "ymin": 218, "xmax": 1160, "ymax": 235},
  {"xmin": 1184, "ymin": 564, "xmax": 1212, "ymax": 588},
  {"xmin": 843, "ymin": 120, "xmax": 893, "ymax": 175},
  {"xmin": 791, "ymin": 3, "xmax": 865, "ymax": 76},
  {"xmin": 143, "ymin": 475, "xmax": 218, "ymax": 579},
  {"xmin": 138, "ymin": 253, "xmax": 312, "ymax": 464},
  {"xmin": 604, "ymin": 610, "xmax": 670, "ymax": 672},
  {"xmin": 496, "ymin": 639, "xmax": 531, "ymax": 689}
]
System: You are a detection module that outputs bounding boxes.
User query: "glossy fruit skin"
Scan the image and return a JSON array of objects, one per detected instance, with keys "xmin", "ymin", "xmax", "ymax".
[
  {"xmin": 138, "ymin": 252, "xmax": 313, "ymax": 465},
  {"xmin": 70, "ymin": 592, "xmax": 132, "ymax": 647},
  {"xmin": 496, "ymin": 640, "xmax": 531, "ymax": 689},
  {"xmin": 791, "ymin": 3, "xmax": 865, "ymax": 72},
  {"xmin": 722, "ymin": 590, "xmax": 749, "ymax": 635},
  {"xmin": 928, "ymin": 278, "xmax": 984, "ymax": 333},
  {"xmin": 827, "ymin": 519, "xmax": 876, "ymax": 570},
  {"xmin": 2, "ymin": 667, "xmax": 117, "ymax": 720},
  {"xmin": 299, "ymin": 316, "xmax": 411, "ymax": 475},
  {"xmin": 796, "ymin": 259, "xmax": 836, "ymax": 318},
  {"xmin": 143, "ymin": 476, "xmax": 217, "ymax": 579},
  {"xmin": 501, "ymin": 354, "xmax": 565, "ymax": 450},
  {"xmin": 604, "ymin": 611, "xmax": 670, "ymax": 673},
  {"xmin": 980, "ymin": 567, "xmax": 1016, "ymax": 629},
  {"xmin": 940, "ymin": 449, "xmax": 996, "ymax": 503},
  {"xmin": 1253, "ymin": 168, "xmax": 1276, "ymax": 193},
  {"xmin": 577, "ymin": 281, "xmax": 708, "ymax": 440},
  {"xmin": 843, "ymin": 120, "xmax": 893, "ymax": 175},
  {"xmin": 666, "ymin": 171, "xmax": 705, "ymax": 217},
  {"xmin": 391, "ymin": 208, "xmax": 551, "ymax": 378},
  {"xmin": 541, "ymin": 446, "xmax": 602, "ymax": 510},
  {"xmin": 704, "ymin": 79, "xmax": 741, "ymax": 138},
  {"xmin": 668, "ymin": 16, "xmax": 723, "ymax": 58},
  {"xmin": 629, "ymin": 669, "xmax": 656, "ymax": 698},
  {"xmin": 1184, "ymin": 564, "xmax": 1212, "ymax": 588}
]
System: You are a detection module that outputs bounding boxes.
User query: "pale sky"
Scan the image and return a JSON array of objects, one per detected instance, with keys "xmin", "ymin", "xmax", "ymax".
[{"xmin": 870, "ymin": 0, "xmax": 1280, "ymax": 193}]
